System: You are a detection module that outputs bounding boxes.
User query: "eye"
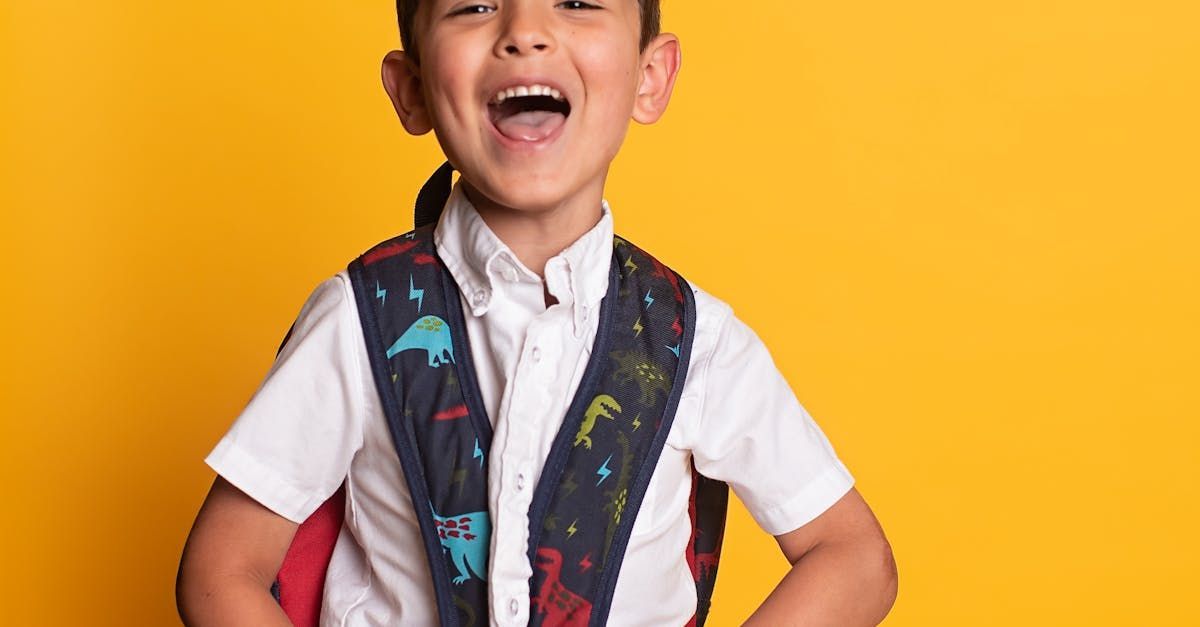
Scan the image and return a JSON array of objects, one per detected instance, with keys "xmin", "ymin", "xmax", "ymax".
[
  {"xmin": 451, "ymin": 4, "xmax": 495, "ymax": 15},
  {"xmin": 557, "ymin": 1, "xmax": 600, "ymax": 9}
]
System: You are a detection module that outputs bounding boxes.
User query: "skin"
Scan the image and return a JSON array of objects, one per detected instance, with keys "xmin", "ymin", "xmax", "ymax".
[
  {"xmin": 380, "ymin": 0, "xmax": 677, "ymax": 278},
  {"xmin": 177, "ymin": 1, "xmax": 897, "ymax": 624},
  {"xmin": 177, "ymin": 477, "xmax": 296, "ymax": 626}
]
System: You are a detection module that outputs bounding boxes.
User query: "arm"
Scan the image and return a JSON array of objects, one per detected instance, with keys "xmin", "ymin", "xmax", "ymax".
[
  {"xmin": 744, "ymin": 487, "xmax": 898, "ymax": 626},
  {"xmin": 177, "ymin": 274, "xmax": 365, "ymax": 625},
  {"xmin": 176, "ymin": 476, "xmax": 299, "ymax": 627}
]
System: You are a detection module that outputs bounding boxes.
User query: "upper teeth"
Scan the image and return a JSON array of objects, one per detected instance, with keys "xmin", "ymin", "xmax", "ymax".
[{"xmin": 492, "ymin": 84, "xmax": 565, "ymax": 104}]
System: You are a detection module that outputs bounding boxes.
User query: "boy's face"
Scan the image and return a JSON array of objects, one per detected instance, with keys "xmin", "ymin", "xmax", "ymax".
[{"xmin": 382, "ymin": 1, "xmax": 680, "ymax": 214}]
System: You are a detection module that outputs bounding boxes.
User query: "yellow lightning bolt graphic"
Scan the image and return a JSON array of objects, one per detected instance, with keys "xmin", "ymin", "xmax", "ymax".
[
  {"xmin": 624, "ymin": 256, "xmax": 638, "ymax": 273},
  {"xmin": 632, "ymin": 413, "xmax": 642, "ymax": 431},
  {"xmin": 633, "ymin": 316, "xmax": 644, "ymax": 337},
  {"xmin": 567, "ymin": 519, "xmax": 578, "ymax": 538}
]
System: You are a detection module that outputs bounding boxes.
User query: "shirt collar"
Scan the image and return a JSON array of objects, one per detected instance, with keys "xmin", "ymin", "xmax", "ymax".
[{"xmin": 433, "ymin": 178, "xmax": 613, "ymax": 330}]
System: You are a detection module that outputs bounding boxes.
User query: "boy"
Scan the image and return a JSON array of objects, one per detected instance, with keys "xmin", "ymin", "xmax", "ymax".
[{"xmin": 177, "ymin": 0, "xmax": 897, "ymax": 625}]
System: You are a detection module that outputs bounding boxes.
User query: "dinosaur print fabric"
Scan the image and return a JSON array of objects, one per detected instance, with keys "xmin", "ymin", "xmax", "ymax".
[{"xmin": 344, "ymin": 226, "xmax": 728, "ymax": 627}]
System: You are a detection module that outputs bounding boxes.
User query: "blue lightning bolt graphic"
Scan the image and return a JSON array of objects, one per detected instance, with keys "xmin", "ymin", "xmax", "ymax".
[
  {"xmin": 473, "ymin": 437, "xmax": 484, "ymax": 468},
  {"xmin": 595, "ymin": 454, "xmax": 613, "ymax": 486},
  {"xmin": 408, "ymin": 274, "xmax": 424, "ymax": 312},
  {"xmin": 667, "ymin": 343, "xmax": 680, "ymax": 358},
  {"xmin": 643, "ymin": 289, "xmax": 655, "ymax": 309},
  {"xmin": 375, "ymin": 281, "xmax": 387, "ymax": 306}
]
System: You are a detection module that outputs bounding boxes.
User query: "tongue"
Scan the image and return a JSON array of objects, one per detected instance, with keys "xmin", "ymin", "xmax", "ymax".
[{"xmin": 494, "ymin": 110, "xmax": 566, "ymax": 142}]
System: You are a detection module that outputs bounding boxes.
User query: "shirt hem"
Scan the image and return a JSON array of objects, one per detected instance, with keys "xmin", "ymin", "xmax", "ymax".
[
  {"xmin": 749, "ymin": 462, "xmax": 856, "ymax": 536},
  {"xmin": 205, "ymin": 438, "xmax": 327, "ymax": 524}
]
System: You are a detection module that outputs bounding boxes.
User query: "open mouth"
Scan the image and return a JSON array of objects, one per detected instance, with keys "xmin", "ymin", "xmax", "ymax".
[{"xmin": 487, "ymin": 85, "xmax": 572, "ymax": 143}]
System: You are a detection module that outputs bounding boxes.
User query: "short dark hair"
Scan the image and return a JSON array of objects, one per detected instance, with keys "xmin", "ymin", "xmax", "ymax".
[{"xmin": 396, "ymin": 1, "xmax": 661, "ymax": 64}]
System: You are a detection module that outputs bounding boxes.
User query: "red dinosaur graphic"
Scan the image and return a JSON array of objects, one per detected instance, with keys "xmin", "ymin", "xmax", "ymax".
[
  {"xmin": 362, "ymin": 240, "xmax": 419, "ymax": 266},
  {"xmin": 649, "ymin": 256, "xmax": 685, "ymax": 303},
  {"xmin": 693, "ymin": 548, "xmax": 721, "ymax": 583},
  {"xmin": 684, "ymin": 473, "xmax": 726, "ymax": 627},
  {"xmin": 433, "ymin": 404, "xmax": 469, "ymax": 421},
  {"xmin": 531, "ymin": 548, "xmax": 592, "ymax": 627}
]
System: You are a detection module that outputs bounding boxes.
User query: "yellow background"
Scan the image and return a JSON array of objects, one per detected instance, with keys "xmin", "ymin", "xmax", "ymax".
[{"xmin": 2, "ymin": 0, "xmax": 1197, "ymax": 625}]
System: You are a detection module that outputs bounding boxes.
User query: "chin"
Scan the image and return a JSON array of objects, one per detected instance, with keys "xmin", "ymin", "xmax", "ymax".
[
  {"xmin": 492, "ymin": 187, "xmax": 573, "ymax": 213},
  {"xmin": 469, "ymin": 170, "xmax": 579, "ymax": 213}
]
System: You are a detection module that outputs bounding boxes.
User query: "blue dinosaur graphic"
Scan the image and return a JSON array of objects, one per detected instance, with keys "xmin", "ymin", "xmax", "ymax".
[
  {"xmin": 430, "ymin": 505, "xmax": 490, "ymax": 584},
  {"xmin": 386, "ymin": 315, "xmax": 454, "ymax": 367}
]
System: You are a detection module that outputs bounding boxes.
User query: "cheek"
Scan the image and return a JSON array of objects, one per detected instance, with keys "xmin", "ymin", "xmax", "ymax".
[
  {"xmin": 575, "ymin": 40, "xmax": 640, "ymax": 123},
  {"xmin": 424, "ymin": 47, "xmax": 485, "ymax": 126}
]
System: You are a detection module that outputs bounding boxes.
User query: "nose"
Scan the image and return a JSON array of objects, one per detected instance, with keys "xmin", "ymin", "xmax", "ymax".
[{"xmin": 493, "ymin": 4, "xmax": 556, "ymax": 57}]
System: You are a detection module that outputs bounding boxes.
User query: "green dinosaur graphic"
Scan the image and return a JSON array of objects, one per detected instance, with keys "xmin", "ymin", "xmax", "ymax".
[
  {"xmin": 452, "ymin": 595, "xmax": 478, "ymax": 627},
  {"xmin": 610, "ymin": 350, "xmax": 671, "ymax": 405},
  {"xmin": 601, "ymin": 431, "xmax": 634, "ymax": 562},
  {"xmin": 576, "ymin": 394, "xmax": 620, "ymax": 449},
  {"xmin": 451, "ymin": 467, "xmax": 468, "ymax": 498},
  {"xmin": 558, "ymin": 470, "xmax": 579, "ymax": 499}
]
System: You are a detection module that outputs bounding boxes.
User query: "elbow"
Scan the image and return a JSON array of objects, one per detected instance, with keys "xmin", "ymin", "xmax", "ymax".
[
  {"xmin": 175, "ymin": 541, "xmax": 227, "ymax": 626},
  {"xmin": 176, "ymin": 548, "xmax": 208, "ymax": 626},
  {"xmin": 175, "ymin": 558, "xmax": 196, "ymax": 625},
  {"xmin": 873, "ymin": 538, "xmax": 899, "ymax": 623},
  {"xmin": 839, "ymin": 535, "xmax": 899, "ymax": 625}
]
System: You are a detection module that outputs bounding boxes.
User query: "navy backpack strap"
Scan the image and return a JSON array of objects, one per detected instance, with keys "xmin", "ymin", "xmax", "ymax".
[
  {"xmin": 348, "ymin": 225, "xmax": 494, "ymax": 627},
  {"xmin": 523, "ymin": 235, "xmax": 708, "ymax": 627},
  {"xmin": 415, "ymin": 160, "xmax": 455, "ymax": 229},
  {"xmin": 687, "ymin": 471, "xmax": 729, "ymax": 627}
]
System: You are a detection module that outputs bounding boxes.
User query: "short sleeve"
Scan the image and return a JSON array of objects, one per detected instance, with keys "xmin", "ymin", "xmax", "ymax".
[
  {"xmin": 690, "ymin": 310, "xmax": 855, "ymax": 536},
  {"xmin": 204, "ymin": 272, "xmax": 367, "ymax": 524}
]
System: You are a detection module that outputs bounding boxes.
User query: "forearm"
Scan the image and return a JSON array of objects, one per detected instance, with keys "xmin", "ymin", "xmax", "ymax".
[
  {"xmin": 177, "ymin": 476, "xmax": 300, "ymax": 626},
  {"xmin": 743, "ymin": 539, "xmax": 898, "ymax": 627},
  {"xmin": 177, "ymin": 571, "xmax": 293, "ymax": 627}
]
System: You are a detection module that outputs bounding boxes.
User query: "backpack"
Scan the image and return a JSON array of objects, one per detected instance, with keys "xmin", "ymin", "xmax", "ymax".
[{"xmin": 270, "ymin": 163, "xmax": 729, "ymax": 626}]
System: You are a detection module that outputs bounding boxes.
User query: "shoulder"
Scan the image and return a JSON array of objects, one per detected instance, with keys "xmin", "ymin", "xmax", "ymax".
[
  {"xmin": 673, "ymin": 278, "xmax": 731, "ymax": 401},
  {"xmin": 608, "ymin": 235, "xmax": 741, "ymax": 382},
  {"xmin": 613, "ymin": 234, "xmax": 733, "ymax": 338},
  {"xmin": 685, "ymin": 279, "xmax": 734, "ymax": 343},
  {"xmin": 676, "ymin": 277, "xmax": 787, "ymax": 419},
  {"xmin": 274, "ymin": 270, "xmax": 362, "ymax": 366},
  {"xmin": 291, "ymin": 271, "xmax": 356, "ymax": 330}
]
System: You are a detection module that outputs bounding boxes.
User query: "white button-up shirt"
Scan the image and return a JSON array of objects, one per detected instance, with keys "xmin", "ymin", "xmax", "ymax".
[{"xmin": 206, "ymin": 180, "xmax": 855, "ymax": 626}]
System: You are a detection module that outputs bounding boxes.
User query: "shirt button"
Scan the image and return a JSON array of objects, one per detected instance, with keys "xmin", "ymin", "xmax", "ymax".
[
  {"xmin": 516, "ymin": 473, "xmax": 526, "ymax": 490},
  {"xmin": 531, "ymin": 346, "xmax": 542, "ymax": 362},
  {"xmin": 471, "ymin": 289, "xmax": 487, "ymax": 306},
  {"xmin": 509, "ymin": 597, "xmax": 519, "ymax": 615}
]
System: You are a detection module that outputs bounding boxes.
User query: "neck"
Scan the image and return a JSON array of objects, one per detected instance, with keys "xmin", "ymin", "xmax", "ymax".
[{"xmin": 459, "ymin": 178, "xmax": 605, "ymax": 279}]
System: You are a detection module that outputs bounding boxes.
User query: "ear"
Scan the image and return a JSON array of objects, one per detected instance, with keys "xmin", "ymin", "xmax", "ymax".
[
  {"xmin": 632, "ymin": 33, "xmax": 682, "ymax": 125},
  {"xmin": 381, "ymin": 50, "xmax": 433, "ymax": 135}
]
